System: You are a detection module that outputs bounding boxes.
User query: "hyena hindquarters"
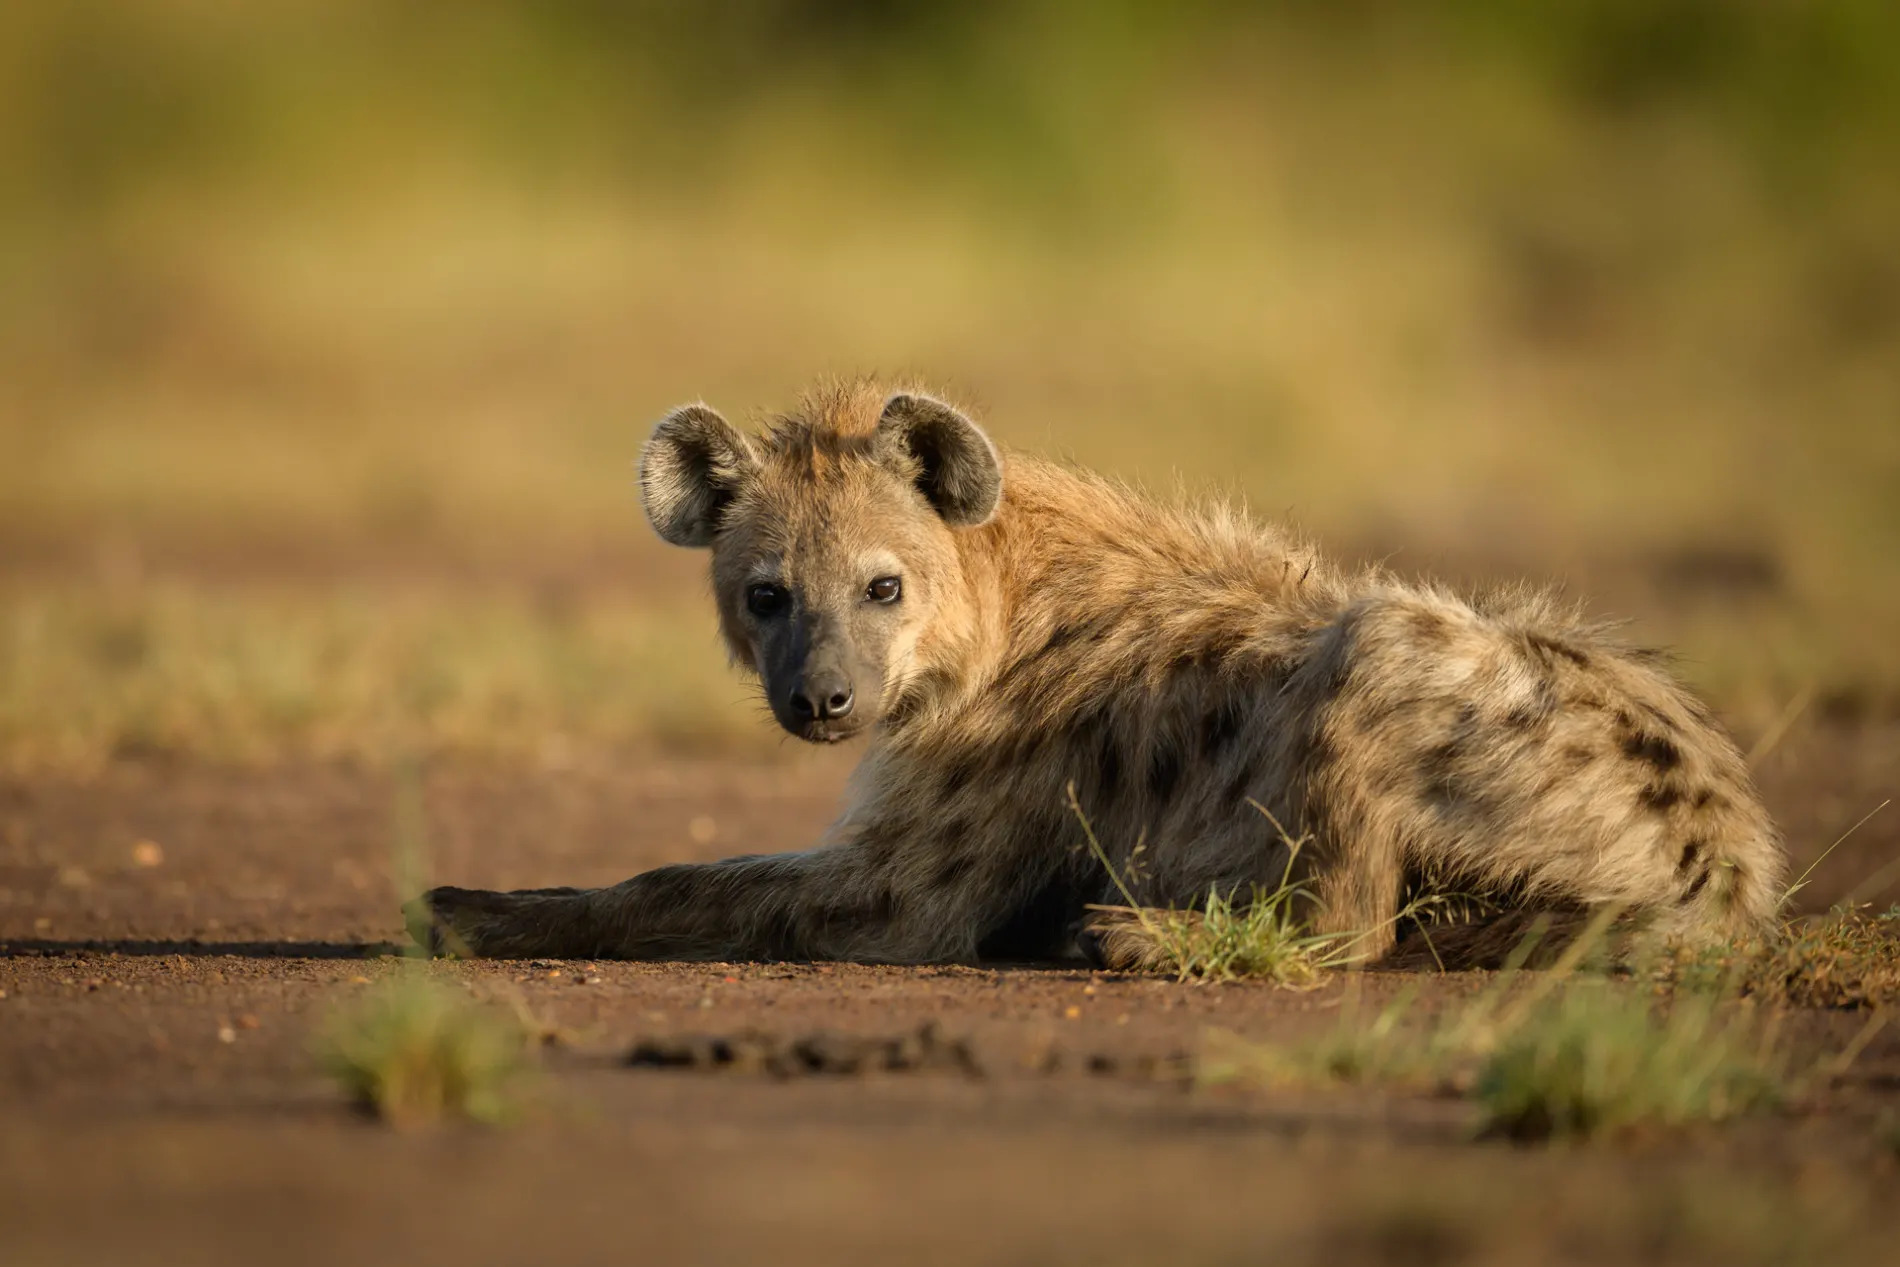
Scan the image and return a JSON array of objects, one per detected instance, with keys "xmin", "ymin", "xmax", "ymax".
[{"xmin": 1260, "ymin": 587, "xmax": 1785, "ymax": 960}]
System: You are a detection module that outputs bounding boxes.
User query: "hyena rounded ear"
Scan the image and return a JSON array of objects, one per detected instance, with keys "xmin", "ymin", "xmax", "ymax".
[
  {"xmin": 873, "ymin": 393, "xmax": 1003, "ymax": 527},
  {"xmin": 639, "ymin": 404, "xmax": 760, "ymax": 548}
]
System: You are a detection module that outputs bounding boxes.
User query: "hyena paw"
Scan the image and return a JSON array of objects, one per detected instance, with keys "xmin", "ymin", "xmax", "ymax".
[
  {"xmin": 1076, "ymin": 908, "xmax": 1191, "ymax": 974},
  {"xmin": 403, "ymin": 885, "xmax": 585, "ymax": 959}
]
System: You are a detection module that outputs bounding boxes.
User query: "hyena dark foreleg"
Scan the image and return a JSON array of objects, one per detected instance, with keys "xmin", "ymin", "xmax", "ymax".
[{"xmin": 411, "ymin": 843, "xmax": 999, "ymax": 963}]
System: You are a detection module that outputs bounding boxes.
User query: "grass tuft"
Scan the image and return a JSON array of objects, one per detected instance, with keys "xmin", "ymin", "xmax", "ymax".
[
  {"xmin": 1083, "ymin": 885, "xmax": 1345, "ymax": 987},
  {"xmin": 1203, "ymin": 913, "xmax": 1799, "ymax": 1142},
  {"xmin": 315, "ymin": 973, "xmax": 536, "ymax": 1128},
  {"xmin": 1067, "ymin": 785, "xmax": 1361, "ymax": 986},
  {"xmin": 1471, "ymin": 982, "xmax": 1783, "ymax": 1141},
  {"xmin": 1666, "ymin": 904, "xmax": 1900, "ymax": 1009}
]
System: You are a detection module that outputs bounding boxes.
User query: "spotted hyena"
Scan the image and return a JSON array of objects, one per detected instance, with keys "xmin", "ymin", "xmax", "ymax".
[{"xmin": 411, "ymin": 381, "xmax": 1785, "ymax": 964}]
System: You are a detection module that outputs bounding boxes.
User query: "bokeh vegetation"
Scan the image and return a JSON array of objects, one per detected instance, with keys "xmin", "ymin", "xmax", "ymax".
[{"xmin": 3, "ymin": 1, "xmax": 1897, "ymax": 771}]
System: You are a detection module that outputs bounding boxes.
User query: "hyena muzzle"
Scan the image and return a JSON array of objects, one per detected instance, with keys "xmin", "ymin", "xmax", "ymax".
[{"xmin": 409, "ymin": 382, "xmax": 1785, "ymax": 965}]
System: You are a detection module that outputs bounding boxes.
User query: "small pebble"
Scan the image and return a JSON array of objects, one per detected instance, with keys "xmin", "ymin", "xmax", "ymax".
[
  {"xmin": 131, "ymin": 840, "xmax": 165, "ymax": 868},
  {"xmin": 217, "ymin": 1025, "xmax": 237, "ymax": 1044}
]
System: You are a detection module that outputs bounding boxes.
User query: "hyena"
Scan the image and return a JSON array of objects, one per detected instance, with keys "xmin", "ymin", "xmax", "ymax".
[{"xmin": 411, "ymin": 381, "xmax": 1785, "ymax": 965}]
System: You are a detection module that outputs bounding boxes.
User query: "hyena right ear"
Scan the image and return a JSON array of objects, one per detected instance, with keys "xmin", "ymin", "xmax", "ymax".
[
  {"xmin": 874, "ymin": 393, "xmax": 1003, "ymax": 527},
  {"xmin": 639, "ymin": 404, "xmax": 760, "ymax": 548}
]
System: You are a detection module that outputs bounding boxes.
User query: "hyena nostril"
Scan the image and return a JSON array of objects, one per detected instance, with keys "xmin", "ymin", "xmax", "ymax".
[{"xmin": 790, "ymin": 681, "xmax": 854, "ymax": 722}]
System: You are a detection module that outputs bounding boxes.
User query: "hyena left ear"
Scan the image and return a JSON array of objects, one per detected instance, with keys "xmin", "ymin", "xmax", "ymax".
[
  {"xmin": 873, "ymin": 393, "xmax": 1003, "ymax": 527},
  {"xmin": 639, "ymin": 404, "xmax": 760, "ymax": 547}
]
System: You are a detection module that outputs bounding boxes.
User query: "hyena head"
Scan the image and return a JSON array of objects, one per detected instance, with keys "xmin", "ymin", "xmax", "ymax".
[{"xmin": 638, "ymin": 385, "xmax": 1002, "ymax": 743}]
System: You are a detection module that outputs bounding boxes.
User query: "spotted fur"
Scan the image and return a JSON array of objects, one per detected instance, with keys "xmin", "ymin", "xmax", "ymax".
[{"xmin": 412, "ymin": 381, "xmax": 1786, "ymax": 964}]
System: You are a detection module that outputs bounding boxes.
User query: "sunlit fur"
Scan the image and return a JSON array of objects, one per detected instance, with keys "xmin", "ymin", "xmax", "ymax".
[{"xmin": 415, "ymin": 381, "xmax": 1786, "ymax": 965}]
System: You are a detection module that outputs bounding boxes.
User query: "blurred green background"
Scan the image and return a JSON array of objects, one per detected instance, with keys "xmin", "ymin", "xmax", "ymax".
[{"xmin": 3, "ymin": 0, "xmax": 1897, "ymax": 771}]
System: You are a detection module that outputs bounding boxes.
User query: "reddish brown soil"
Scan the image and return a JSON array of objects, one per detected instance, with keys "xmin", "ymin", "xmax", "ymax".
[{"xmin": 3, "ymin": 726, "xmax": 1899, "ymax": 1265}]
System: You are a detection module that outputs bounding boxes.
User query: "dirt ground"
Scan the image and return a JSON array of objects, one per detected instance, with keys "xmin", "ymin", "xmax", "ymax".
[{"xmin": 3, "ymin": 724, "xmax": 1899, "ymax": 1266}]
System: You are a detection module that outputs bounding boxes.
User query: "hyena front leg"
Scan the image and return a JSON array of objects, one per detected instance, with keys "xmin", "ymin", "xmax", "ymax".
[{"xmin": 409, "ymin": 842, "xmax": 994, "ymax": 963}]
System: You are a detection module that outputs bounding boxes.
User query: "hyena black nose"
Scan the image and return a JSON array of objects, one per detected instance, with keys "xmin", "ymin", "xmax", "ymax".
[{"xmin": 790, "ymin": 675, "xmax": 854, "ymax": 722}]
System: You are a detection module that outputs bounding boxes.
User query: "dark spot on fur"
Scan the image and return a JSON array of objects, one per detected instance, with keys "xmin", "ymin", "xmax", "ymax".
[
  {"xmin": 1041, "ymin": 618, "xmax": 1111, "ymax": 660},
  {"xmin": 940, "ymin": 754, "xmax": 981, "ymax": 799},
  {"xmin": 1041, "ymin": 623, "xmax": 1082, "ymax": 655},
  {"xmin": 1526, "ymin": 632, "xmax": 1591, "ymax": 667},
  {"xmin": 1200, "ymin": 698, "xmax": 1245, "ymax": 756},
  {"xmin": 1421, "ymin": 740, "xmax": 1460, "ymax": 776},
  {"xmin": 1681, "ymin": 866, "xmax": 1711, "ymax": 903},
  {"xmin": 1621, "ymin": 730, "xmax": 1682, "ymax": 772},
  {"xmin": 1561, "ymin": 744, "xmax": 1596, "ymax": 772},
  {"xmin": 1676, "ymin": 840, "xmax": 1704, "ymax": 878},
  {"xmin": 1640, "ymin": 783, "xmax": 1683, "ymax": 813},
  {"xmin": 1096, "ymin": 732, "xmax": 1123, "ymax": 799},
  {"xmin": 1408, "ymin": 610, "xmax": 1452, "ymax": 644},
  {"xmin": 1148, "ymin": 740, "xmax": 1185, "ymax": 800},
  {"xmin": 932, "ymin": 852, "xmax": 977, "ymax": 890},
  {"xmin": 1692, "ymin": 788, "xmax": 1723, "ymax": 811},
  {"xmin": 1225, "ymin": 767, "xmax": 1255, "ymax": 807}
]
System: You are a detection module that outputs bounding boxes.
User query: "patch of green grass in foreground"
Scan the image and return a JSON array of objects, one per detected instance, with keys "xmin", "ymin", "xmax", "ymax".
[
  {"xmin": 1196, "ymin": 912, "xmax": 1848, "ymax": 1142},
  {"xmin": 1203, "ymin": 982, "xmax": 1791, "ymax": 1143},
  {"xmin": 315, "ymin": 973, "xmax": 538, "ymax": 1128},
  {"xmin": 1470, "ymin": 983, "xmax": 1784, "ymax": 1140}
]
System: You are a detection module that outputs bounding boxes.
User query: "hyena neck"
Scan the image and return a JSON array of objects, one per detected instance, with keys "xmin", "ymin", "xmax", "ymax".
[{"xmin": 895, "ymin": 455, "xmax": 1339, "ymax": 726}]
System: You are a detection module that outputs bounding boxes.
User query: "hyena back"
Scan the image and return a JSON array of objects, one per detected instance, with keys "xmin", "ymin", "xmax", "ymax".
[{"xmin": 413, "ymin": 382, "xmax": 1784, "ymax": 964}]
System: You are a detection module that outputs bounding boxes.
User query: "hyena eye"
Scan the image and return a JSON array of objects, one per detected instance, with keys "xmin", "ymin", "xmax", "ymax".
[
  {"xmin": 866, "ymin": 576, "xmax": 902, "ymax": 604},
  {"xmin": 746, "ymin": 583, "xmax": 790, "ymax": 618}
]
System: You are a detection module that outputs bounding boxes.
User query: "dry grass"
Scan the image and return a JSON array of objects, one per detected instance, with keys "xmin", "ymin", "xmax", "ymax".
[
  {"xmin": 314, "ymin": 971, "xmax": 538, "ymax": 1128},
  {"xmin": 1666, "ymin": 904, "xmax": 1900, "ymax": 1009},
  {"xmin": 0, "ymin": 582, "xmax": 777, "ymax": 773}
]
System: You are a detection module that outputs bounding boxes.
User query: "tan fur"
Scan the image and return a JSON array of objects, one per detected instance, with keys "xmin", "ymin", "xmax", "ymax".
[{"xmin": 412, "ymin": 381, "xmax": 1786, "ymax": 966}]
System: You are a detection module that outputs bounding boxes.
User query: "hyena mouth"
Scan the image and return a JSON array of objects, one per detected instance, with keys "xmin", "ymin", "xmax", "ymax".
[{"xmin": 795, "ymin": 721, "xmax": 867, "ymax": 744}]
